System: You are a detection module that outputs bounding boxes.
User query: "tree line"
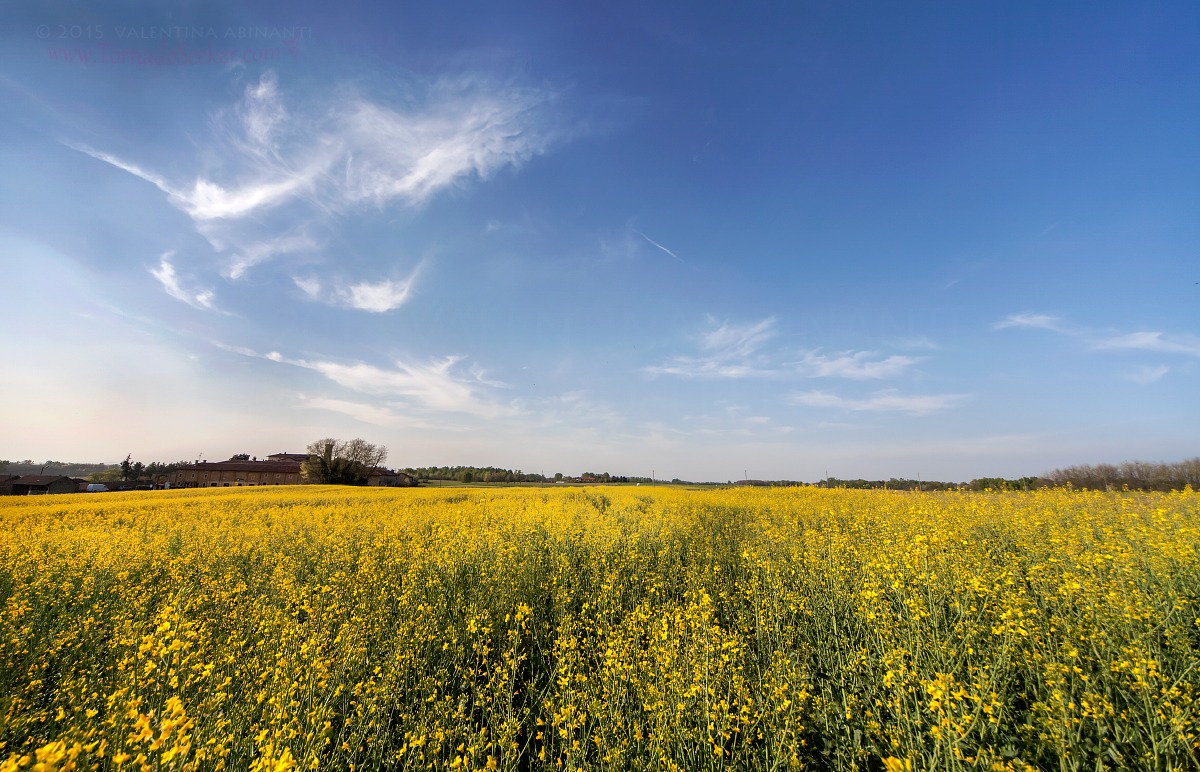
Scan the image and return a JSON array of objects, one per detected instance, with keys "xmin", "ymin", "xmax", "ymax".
[
  {"xmin": 402, "ymin": 466, "xmax": 548, "ymax": 484},
  {"xmin": 8, "ymin": 452, "xmax": 1198, "ymax": 491},
  {"xmin": 1, "ymin": 460, "xmax": 120, "ymax": 478},
  {"xmin": 1042, "ymin": 458, "xmax": 1200, "ymax": 491}
]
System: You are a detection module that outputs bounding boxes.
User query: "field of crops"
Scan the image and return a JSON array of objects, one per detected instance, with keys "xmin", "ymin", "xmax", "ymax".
[{"xmin": 1, "ymin": 485, "xmax": 1198, "ymax": 771}]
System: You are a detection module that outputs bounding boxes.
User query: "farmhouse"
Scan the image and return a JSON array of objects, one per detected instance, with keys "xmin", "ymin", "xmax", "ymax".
[
  {"xmin": 266, "ymin": 452, "xmax": 308, "ymax": 463},
  {"xmin": 172, "ymin": 458, "xmax": 304, "ymax": 488},
  {"xmin": 7, "ymin": 475, "xmax": 78, "ymax": 495},
  {"xmin": 367, "ymin": 468, "xmax": 417, "ymax": 487}
]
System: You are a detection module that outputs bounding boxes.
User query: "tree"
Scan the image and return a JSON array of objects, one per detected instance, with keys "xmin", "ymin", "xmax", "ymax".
[
  {"xmin": 338, "ymin": 438, "xmax": 388, "ymax": 470},
  {"xmin": 120, "ymin": 454, "xmax": 133, "ymax": 481},
  {"xmin": 230, "ymin": 453, "xmax": 251, "ymax": 461},
  {"xmin": 302, "ymin": 438, "xmax": 388, "ymax": 485}
]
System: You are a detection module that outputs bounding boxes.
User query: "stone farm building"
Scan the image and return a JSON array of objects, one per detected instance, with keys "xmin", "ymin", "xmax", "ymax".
[
  {"xmin": 170, "ymin": 455, "xmax": 415, "ymax": 488},
  {"xmin": 4, "ymin": 475, "xmax": 78, "ymax": 495},
  {"xmin": 172, "ymin": 458, "xmax": 303, "ymax": 488}
]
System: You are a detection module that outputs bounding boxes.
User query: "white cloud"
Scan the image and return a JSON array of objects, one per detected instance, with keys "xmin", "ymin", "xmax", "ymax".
[
  {"xmin": 529, "ymin": 391, "xmax": 626, "ymax": 431},
  {"xmin": 70, "ymin": 69, "xmax": 568, "ymax": 319},
  {"xmin": 301, "ymin": 396, "xmax": 405, "ymax": 426},
  {"xmin": 149, "ymin": 253, "xmax": 217, "ymax": 311},
  {"xmin": 336, "ymin": 272, "xmax": 420, "ymax": 313},
  {"xmin": 648, "ymin": 317, "xmax": 922, "ymax": 382},
  {"xmin": 647, "ymin": 317, "xmax": 778, "ymax": 378},
  {"xmin": 335, "ymin": 81, "xmax": 560, "ymax": 208},
  {"xmin": 297, "ymin": 395, "xmax": 465, "ymax": 431},
  {"xmin": 291, "ymin": 355, "xmax": 517, "ymax": 418},
  {"xmin": 237, "ymin": 70, "xmax": 287, "ymax": 152},
  {"xmin": 67, "ymin": 143, "xmax": 175, "ymax": 198},
  {"xmin": 992, "ymin": 313, "xmax": 1066, "ymax": 332},
  {"xmin": 180, "ymin": 172, "xmax": 319, "ymax": 222},
  {"xmin": 701, "ymin": 317, "xmax": 776, "ymax": 357},
  {"xmin": 83, "ymin": 73, "xmax": 560, "ymax": 223},
  {"xmin": 789, "ymin": 389, "xmax": 967, "ymax": 416},
  {"xmin": 74, "ymin": 136, "xmax": 315, "ymax": 222},
  {"xmin": 995, "ymin": 312, "xmax": 1200, "ymax": 362},
  {"xmin": 210, "ymin": 340, "xmax": 258, "ymax": 357},
  {"xmin": 898, "ymin": 336, "xmax": 941, "ymax": 350},
  {"xmin": 292, "ymin": 276, "xmax": 322, "ymax": 298},
  {"xmin": 1125, "ymin": 365, "xmax": 1169, "ymax": 384},
  {"xmin": 215, "ymin": 342, "xmax": 514, "ymax": 418},
  {"xmin": 797, "ymin": 351, "xmax": 919, "ymax": 379},
  {"xmin": 226, "ymin": 232, "xmax": 319, "ymax": 279},
  {"xmin": 1093, "ymin": 332, "xmax": 1200, "ymax": 358}
]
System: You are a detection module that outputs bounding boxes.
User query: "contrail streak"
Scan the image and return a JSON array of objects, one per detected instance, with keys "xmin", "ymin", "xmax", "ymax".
[{"xmin": 636, "ymin": 231, "xmax": 686, "ymax": 264}]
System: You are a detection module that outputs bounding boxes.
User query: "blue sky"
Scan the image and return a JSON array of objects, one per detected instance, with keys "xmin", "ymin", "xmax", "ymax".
[{"xmin": 1, "ymin": 1, "xmax": 1197, "ymax": 481}]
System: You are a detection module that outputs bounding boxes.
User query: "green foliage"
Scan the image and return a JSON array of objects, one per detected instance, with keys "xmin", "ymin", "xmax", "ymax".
[{"xmin": 301, "ymin": 438, "xmax": 388, "ymax": 485}]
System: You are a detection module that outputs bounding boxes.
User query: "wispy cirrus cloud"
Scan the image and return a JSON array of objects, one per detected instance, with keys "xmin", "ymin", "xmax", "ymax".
[
  {"xmin": 898, "ymin": 336, "xmax": 941, "ymax": 350},
  {"xmin": 79, "ymin": 72, "xmax": 563, "ymax": 222},
  {"xmin": 217, "ymin": 342, "xmax": 517, "ymax": 418},
  {"xmin": 235, "ymin": 70, "xmax": 288, "ymax": 154},
  {"xmin": 297, "ymin": 395, "xmax": 469, "ymax": 431},
  {"xmin": 226, "ymin": 231, "xmax": 319, "ymax": 280},
  {"xmin": 71, "ymin": 70, "xmax": 570, "ymax": 312},
  {"xmin": 288, "ymin": 266, "xmax": 423, "ymax": 312},
  {"xmin": 789, "ymin": 389, "xmax": 967, "ymax": 416},
  {"xmin": 1125, "ymin": 365, "xmax": 1170, "ymax": 384},
  {"xmin": 292, "ymin": 276, "xmax": 322, "ymax": 299},
  {"xmin": 73, "ymin": 138, "xmax": 314, "ymax": 223},
  {"xmin": 648, "ymin": 317, "xmax": 922, "ymax": 381},
  {"xmin": 282, "ymin": 353, "xmax": 515, "ymax": 418},
  {"xmin": 336, "ymin": 270, "xmax": 422, "ymax": 313},
  {"xmin": 149, "ymin": 253, "xmax": 217, "ymax": 311},
  {"xmin": 646, "ymin": 317, "xmax": 778, "ymax": 378},
  {"xmin": 992, "ymin": 312, "xmax": 1068, "ymax": 332},
  {"xmin": 796, "ymin": 351, "xmax": 919, "ymax": 380},
  {"xmin": 1092, "ymin": 332, "xmax": 1200, "ymax": 358},
  {"xmin": 993, "ymin": 312, "xmax": 1199, "ymax": 373}
]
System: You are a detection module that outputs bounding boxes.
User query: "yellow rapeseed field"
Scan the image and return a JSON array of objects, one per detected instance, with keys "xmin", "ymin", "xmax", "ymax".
[{"xmin": 1, "ymin": 485, "xmax": 1198, "ymax": 771}]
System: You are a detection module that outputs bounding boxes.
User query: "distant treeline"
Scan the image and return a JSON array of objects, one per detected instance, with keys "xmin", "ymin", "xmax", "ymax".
[
  {"xmin": 402, "ymin": 467, "xmax": 652, "ymax": 484},
  {"xmin": 6, "ymin": 457, "xmax": 1197, "ymax": 491},
  {"xmin": 403, "ymin": 466, "xmax": 550, "ymax": 484},
  {"xmin": 0, "ymin": 458, "xmax": 193, "ymax": 481},
  {"xmin": 0, "ymin": 460, "xmax": 117, "ymax": 478},
  {"xmin": 808, "ymin": 460, "xmax": 1199, "ymax": 492},
  {"xmin": 94, "ymin": 459, "xmax": 192, "ymax": 482},
  {"xmin": 1042, "ymin": 458, "xmax": 1200, "ymax": 491},
  {"xmin": 790, "ymin": 477, "xmax": 1037, "ymax": 491}
]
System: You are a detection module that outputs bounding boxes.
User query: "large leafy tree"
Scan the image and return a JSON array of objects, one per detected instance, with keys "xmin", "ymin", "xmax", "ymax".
[{"xmin": 302, "ymin": 438, "xmax": 388, "ymax": 485}]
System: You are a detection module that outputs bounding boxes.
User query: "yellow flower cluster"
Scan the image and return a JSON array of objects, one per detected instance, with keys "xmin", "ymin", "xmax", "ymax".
[{"xmin": 1, "ymin": 485, "xmax": 1198, "ymax": 770}]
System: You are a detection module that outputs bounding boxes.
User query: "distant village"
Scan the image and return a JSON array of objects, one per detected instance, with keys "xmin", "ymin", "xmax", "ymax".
[{"xmin": 0, "ymin": 452, "xmax": 416, "ymax": 496}]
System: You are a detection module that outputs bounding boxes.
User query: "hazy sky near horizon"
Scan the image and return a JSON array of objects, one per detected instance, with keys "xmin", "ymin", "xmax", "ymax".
[{"xmin": 1, "ymin": 1, "xmax": 1197, "ymax": 481}]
